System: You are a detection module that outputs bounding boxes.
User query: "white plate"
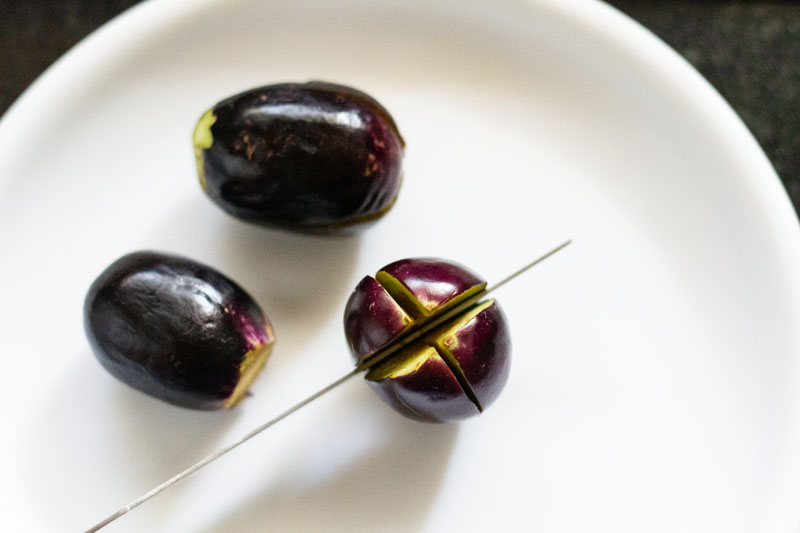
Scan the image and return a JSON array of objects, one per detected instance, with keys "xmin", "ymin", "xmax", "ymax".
[{"xmin": 1, "ymin": 0, "xmax": 799, "ymax": 531}]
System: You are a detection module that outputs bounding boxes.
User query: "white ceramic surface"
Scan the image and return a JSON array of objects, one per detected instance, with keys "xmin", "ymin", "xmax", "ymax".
[{"xmin": 1, "ymin": 0, "xmax": 799, "ymax": 531}]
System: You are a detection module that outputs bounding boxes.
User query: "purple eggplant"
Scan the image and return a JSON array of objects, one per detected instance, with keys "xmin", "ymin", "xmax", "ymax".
[
  {"xmin": 84, "ymin": 252, "xmax": 275, "ymax": 410},
  {"xmin": 343, "ymin": 258, "xmax": 511, "ymax": 422},
  {"xmin": 193, "ymin": 81, "xmax": 404, "ymax": 234}
]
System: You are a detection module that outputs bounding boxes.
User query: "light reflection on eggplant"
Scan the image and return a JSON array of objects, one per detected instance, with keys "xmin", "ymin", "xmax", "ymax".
[
  {"xmin": 84, "ymin": 251, "xmax": 275, "ymax": 410},
  {"xmin": 344, "ymin": 258, "xmax": 511, "ymax": 422},
  {"xmin": 194, "ymin": 81, "xmax": 404, "ymax": 234}
]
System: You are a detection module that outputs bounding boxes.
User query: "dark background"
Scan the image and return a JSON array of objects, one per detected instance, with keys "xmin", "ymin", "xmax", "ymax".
[{"xmin": 1, "ymin": 1, "xmax": 798, "ymax": 215}]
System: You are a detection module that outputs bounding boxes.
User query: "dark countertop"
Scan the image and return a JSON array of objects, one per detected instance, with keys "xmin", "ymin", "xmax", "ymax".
[
  {"xmin": 1, "ymin": 1, "xmax": 798, "ymax": 216},
  {"xmin": 609, "ymin": 1, "xmax": 800, "ymax": 216}
]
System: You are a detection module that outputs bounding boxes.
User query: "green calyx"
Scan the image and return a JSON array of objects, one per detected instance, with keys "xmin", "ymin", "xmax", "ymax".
[{"xmin": 193, "ymin": 108, "xmax": 217, "ymax": 190}]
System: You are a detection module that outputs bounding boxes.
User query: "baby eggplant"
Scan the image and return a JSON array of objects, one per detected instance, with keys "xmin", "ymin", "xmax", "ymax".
[
  {"xmin": 193, "ymin": 81, "xmax": 405, "ymax": 234},
  {"xmin": 344, "ymin": 258, "xmax": 511, "ymax": 422},
  {"xmin": 84, "ymin": 251, "xmax": 275, "ymax": 410}
]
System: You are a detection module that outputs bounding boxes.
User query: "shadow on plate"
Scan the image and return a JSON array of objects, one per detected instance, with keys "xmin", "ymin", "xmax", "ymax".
[
  {"xmin": 151, "ymin": 197, "xmax": 362, "ymax": 353},
  {"xmin": 199, "ymin": 389, "xmax": 459, "ymax": 533},
  {"xmin": 214, "ymin": 214, "xmax": 362, "ymax": 330},
  {"xmin": 24, "ymin": 355, "xmax": 242, "ymax": 530}
]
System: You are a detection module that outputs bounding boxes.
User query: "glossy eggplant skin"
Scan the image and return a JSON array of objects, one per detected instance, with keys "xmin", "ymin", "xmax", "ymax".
[
  {"xmin": 343, "ymin": 258, "xmax": 511, "ymax": 422},
  {"xmin": 84, "ymin": 252, "xmax": 275, "ymax": 410},
  {"xmin": 429, "ymin": 301, "xmax": 511, "ymax": 417},
  {"xmin": 343, "ymin": 276, "xmax": 412, "ymax": 363},
  {"xmin": 194, "ymin": 81, "xmax": 404, "ymax": 234},
  {"xmin": 366, "ymin": 346, "xmax": 474, "ymax": 423}
]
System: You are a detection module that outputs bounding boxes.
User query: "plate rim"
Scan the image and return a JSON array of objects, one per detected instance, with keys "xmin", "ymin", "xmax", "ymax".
[
  {"xmin": 1, "ymin": 0, "xmax": 798, "ymax": 243},
  {"xmin": 0, "ymin": 0, "xmax": 798, "ymax": 530}
]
